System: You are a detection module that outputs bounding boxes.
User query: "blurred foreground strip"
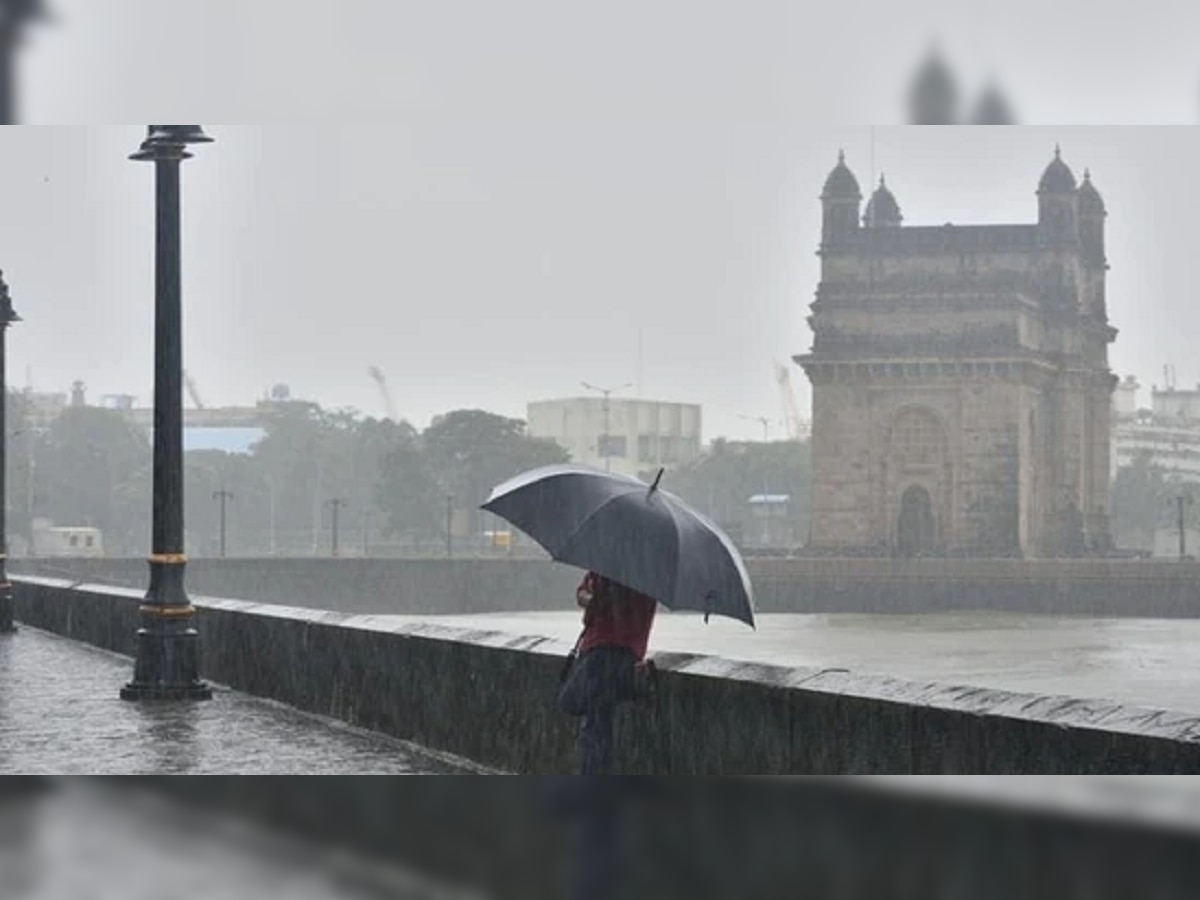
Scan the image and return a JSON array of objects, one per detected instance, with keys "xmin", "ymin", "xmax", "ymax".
[
  {"xmin": 76, "ymin": 775, "xmax": 1200, "ymax": 900},
  {"xmin": 866, "ymin": 775, "xmax": 1200, "ymax": 833},
  {"xmin": 0, "ymin": 777, "xmax": 484, "ymax": 899}
]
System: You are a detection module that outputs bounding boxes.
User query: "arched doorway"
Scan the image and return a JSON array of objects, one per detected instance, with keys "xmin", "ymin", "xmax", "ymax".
[
  {"xmin": 887, "ymin": 407, "xmax": 947, "ymax": 556},
  {"xmin": 897, "ymin": 485, "xmax": 935, "ymax": 557}
]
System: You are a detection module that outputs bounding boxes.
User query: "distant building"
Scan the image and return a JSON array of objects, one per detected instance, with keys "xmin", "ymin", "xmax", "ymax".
[
  {"xmin": 1112, "ymin": 379, "xmax": 1200, "ymax": 482},
  {"xmin": 1112, "ymin": 375, "xmax": 1140, "ymax": 422},
  {"xmin": 527, "ymin": 397, "xmax": 702, "ymax": 479},
  {"xmin": 1149, "ymin": 386, "xmax": 1200, "ymax": 423},
  {"xmin": 19, "ymin": 384, "xmax": 276, "ymax": 450},
  {"xmin": 100, "ymin": 394, "xmax": 137, "ymax": 411},
  {"xmin": 182, "ymin": 426, "xmax": 265, "ymax": 455},
  {"xmin": 30, "ymin": 519, "xmax": 103, "ymax": 558},
  {"xmin": 125, "ymin": 400, "xmax": 278, "ymax": 456},
  {"xmin": 124, "ymin": 405, "xmax": 268, "ymax": 430}
]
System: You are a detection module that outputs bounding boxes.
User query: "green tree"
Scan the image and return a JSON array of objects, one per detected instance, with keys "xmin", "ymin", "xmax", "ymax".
[
  {"xmin": 348, "ymin": 416, "xmax": 421, "ymax": 552},
  {"xmin": 250, "ymin": 401, "xmax": 361, "ymax": 554},
  {"xmin": 416, "ymin": 409, "xmax": 569, "ymax": 538},
  {"xmin": 1110, "ymin": 452, "xmax": 1191, "ymax": 552},
  {"xmin": 183, "ymin": 449, "xmax": 275, "ymax": 557},
  {"xmin": 653, "ymin": 439, "xmax": 812, "ymax": 549},
  {"xmin": 35, "ymin": 406, "xmax": 151, "ymax": 555},
  {"xmin": 374, "ymin": 420, "xmax": 441, "ymax": 538}
]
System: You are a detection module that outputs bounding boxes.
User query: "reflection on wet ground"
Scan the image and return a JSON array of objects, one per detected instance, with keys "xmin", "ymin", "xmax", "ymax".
[
  {"xmin": 0, "ymin": 782, "xmax": 481, "ymax": 899},
  {"xmin": 380, "ymin": 610, "xmax": 1200, "ymax": 714},
  {"xmin": 0, "ymin": 627, "xmax": 486, "ymax": 774}
]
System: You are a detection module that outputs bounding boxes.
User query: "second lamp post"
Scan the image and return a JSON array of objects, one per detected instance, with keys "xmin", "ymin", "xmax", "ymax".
[{"xmin": 121, "ymin": 126, "xmax": 214, "ymax": 702}]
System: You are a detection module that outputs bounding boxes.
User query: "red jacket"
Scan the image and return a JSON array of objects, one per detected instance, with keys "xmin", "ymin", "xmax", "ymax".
[{"xmin": 575, "ymin": 571, "xmax": 657, "ymax": 660}]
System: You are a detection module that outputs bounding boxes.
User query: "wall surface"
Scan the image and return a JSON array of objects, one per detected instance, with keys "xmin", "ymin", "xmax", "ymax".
[
  {"xmin": 15, "ymin": 576, "xmax": 1200, "ymax": 776},
  {"xmin": 17, "ymin": 556, "xmax": 1200, "ymax": 618}
]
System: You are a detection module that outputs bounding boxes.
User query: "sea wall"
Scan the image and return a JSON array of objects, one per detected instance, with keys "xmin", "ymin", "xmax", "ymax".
[{"xmin": 15, "ymin": 576, "xmax": 1200, "ymax": 776}]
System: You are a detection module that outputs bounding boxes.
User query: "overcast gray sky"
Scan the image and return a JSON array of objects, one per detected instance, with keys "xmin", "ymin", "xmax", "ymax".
[
  {"xmin": 0, "ymin": 126, "xmax": 1194, "ymax": 442},
  {"xmin": 17, "ymin": 0, "xmax": 1200, "ymax": 124},
  {"xmin": 4, "ymin": 0, "xmax": 1200, "ymax": 440}
]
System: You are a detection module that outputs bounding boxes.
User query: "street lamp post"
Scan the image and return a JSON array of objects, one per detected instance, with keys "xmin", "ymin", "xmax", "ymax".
[
  {"xmin": 325, "ymin": 498, "xmax": 347, "ymax": 557},
  {"xmin": 0, "ymin": 271, "xmax": 20, "ymax": 634},
  {"xmin": 582, "ymin": 381, "xmax": 631, "ymax": 473},
  {"xmin": 213, "ymin": 489, "xmax": 233, "ymax": 558},
  {"xmin": 1171, "ymin": 494, "xmax": 1194, "ymax": 561},
  {"xmin": 261, "ymin": 473, "xmax": 278, "ymax": 556},
  {"xmin": 24, "ymin": 426, "xmax": 34, "ymax": 544},
  {"xmin": 740, "ymin": 414, "xmax": 775, "ymax": 547},
  {"xmin": 121, "ymin": 126, "xmax": 214, "ymax": 702}
]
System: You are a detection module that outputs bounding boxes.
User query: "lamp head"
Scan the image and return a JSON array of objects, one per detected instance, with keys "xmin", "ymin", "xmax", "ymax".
[{"xmin": 130, "ymin": 125, "xmax": 213, "ymax": 161}]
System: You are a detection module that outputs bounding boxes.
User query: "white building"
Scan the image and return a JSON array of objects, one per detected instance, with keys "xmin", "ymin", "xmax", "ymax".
[
  {"xmin": 527, "ymin": 397, "xmax": 702, "ymax": 479},
  {"xmin": 1113, "ymin": 375, "xmax": 1141, "ymax": 421},
  {"xmin": 1113, "ymin": 378, "xmax": 1200, "ymax": 482},
  {"xmin": 1113, "ymin": 421, "xmax": 1200, "ymax": 481},
  {"xmin": 1153, "ymin": 527, "xmax": 1200, "ymax": 560},
  {"xmin": 30, "ymin": 519, "xmax": 104, "ymax": 557},
  {"xmin": 1150, "ymin": 386, "xmax": 1200, "ymax": 423}
]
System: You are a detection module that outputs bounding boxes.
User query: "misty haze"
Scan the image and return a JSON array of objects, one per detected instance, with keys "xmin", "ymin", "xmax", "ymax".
[{"xmin": 6, "ymin": 120, "xmax": 1200, "ymax": 898}]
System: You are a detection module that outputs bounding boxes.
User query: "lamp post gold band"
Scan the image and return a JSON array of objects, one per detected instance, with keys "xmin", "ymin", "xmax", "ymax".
[
  {"xmin": 138, "ymin": 604, "xmax": 197, "ymax": 617},
  {"xmin": 148, "ymin": 553, "xmax": 188, "ymax": 565}
]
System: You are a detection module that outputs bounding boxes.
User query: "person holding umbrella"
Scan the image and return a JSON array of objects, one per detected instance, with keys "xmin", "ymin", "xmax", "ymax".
[
  {"xmin": 557, "ymin": 570, "xmax": 658, "ymax": 775},
  {"xmin": 482, "ymin": 463, "xmax": 755, "ymax": 775}
]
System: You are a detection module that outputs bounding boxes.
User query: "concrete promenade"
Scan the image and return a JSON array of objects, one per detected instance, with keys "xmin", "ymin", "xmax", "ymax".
[{"xmin": 0, "ymin": 626, "xmax": 490, "ymax": 774}]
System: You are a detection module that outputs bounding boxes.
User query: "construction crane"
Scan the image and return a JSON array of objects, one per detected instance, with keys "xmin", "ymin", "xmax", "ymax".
[
  {"xmin": 773, "ymin": 361, "xmax": 811, "ymax": 441},
  {"xmin": 368, "ymin": 366, "xmax": 398, "ymax": 421},
  {"xmin": 184, "ymin": 370, "xmax": 205, "ymax": 409}
]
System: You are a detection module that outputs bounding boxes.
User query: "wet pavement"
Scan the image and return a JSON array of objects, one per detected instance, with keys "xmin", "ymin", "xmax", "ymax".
[
  {"xmin": 379, "ymin": 610, "xmax": 1200, "ymax": 715},
  {"xmin": 0, "ymin": 781, "xmax": 484, "ymax": 899},
  {"xmin": 0, "ymin": 626, "xmax": 490, "ymax": 774}
]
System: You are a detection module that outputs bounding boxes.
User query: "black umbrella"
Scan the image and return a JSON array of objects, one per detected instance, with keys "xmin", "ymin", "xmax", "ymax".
[{"xmin": 481, "ymin": 463, "xmax": 755, "ymax": 627}]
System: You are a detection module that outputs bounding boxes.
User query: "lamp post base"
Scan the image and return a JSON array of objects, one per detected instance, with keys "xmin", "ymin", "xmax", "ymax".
[{"xmin": 120, "ymin": 621, "xmax": 212, "ymax": 701}]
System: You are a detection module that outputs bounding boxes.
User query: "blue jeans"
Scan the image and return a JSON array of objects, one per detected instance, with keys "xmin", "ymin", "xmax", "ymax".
[{"xmin": 557, "ymin": 645, "xmax": 640, "ymax": 776}]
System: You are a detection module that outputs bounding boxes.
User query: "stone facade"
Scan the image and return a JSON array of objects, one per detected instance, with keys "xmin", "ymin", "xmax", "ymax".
[{"xmin": 797, "ymin": 149, "xmax": 1117, "ymax": 558}]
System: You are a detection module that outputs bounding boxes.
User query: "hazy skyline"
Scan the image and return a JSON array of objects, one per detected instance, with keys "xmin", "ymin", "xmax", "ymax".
[{"xmin": 1, "ymin": 126, "xmax": 1195, "ymax": 442}]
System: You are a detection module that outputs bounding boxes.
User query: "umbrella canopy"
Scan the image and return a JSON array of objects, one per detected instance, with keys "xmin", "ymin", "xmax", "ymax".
[{"xmin": 481, "ymin": 464, "xmax": 755, "ymax": 627}]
